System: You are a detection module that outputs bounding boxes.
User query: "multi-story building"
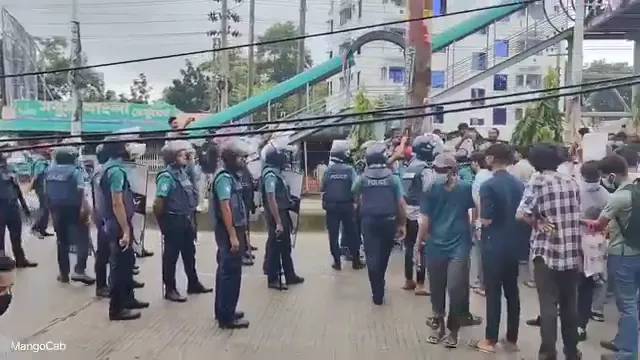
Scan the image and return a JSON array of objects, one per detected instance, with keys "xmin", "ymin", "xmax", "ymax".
[{"xmin": 324, "ymin": 0, "xmax": 569, "ymax": 134}]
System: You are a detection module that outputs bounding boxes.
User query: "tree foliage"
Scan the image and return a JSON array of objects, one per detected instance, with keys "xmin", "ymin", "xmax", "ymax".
[
  {"xmin": 36, "ymin": 36, "xmax": 110, "ymax": 101},
  {"xmin": 511, "ymin": 68, "xmax": 564, "ymax": 148},
  {"xmin": 256, "ymin": 21, "xmax": 313, "ymax": 84},
  {"xmin": 162, "ymin": 22, "xmax": 324, "ymax": 120},
  {"xmin": 583, "ymin": 59, "xmax": 633, "ymax": 111},
  {"xmin": 127, "ymin": 73, "xmax": 152, "ymax": 104},
  {"xmin": 348, "ymin": 91, "xmax": 380, "ymax": 166}
]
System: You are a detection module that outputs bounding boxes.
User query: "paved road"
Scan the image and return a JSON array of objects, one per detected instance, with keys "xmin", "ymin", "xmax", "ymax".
[{"xmin": 0, "ymin": 230, "xmax": 618, "ymax": 359}]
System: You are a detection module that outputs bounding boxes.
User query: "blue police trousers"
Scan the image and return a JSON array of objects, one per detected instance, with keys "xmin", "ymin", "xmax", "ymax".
[
  {"xmin": 32, "ymin": 187, "xmax": 50, "ymax": 234},
  {"xmin": 325, "ymin": 205, "xmax": 358, "ymax": 263},
  {"xmin": 0, "ymin": 200, "xmax": 26, "ymax": 261},
  {"xmin": 214, "ymin": 226, "xmax": 244, "ymax": 323},
  {"xmin": 361, "ymin": 216, "xmax": 396, "ymax": 302},
  {"xmin": 265, "ymin": 212, "xmax": 296, "ymax": 283},
  {"xmin": 51, "ymin": 206, "xmax": 88, "ymax": 276},
  {"xmin": 95, "ymin": 226, "xmax": 110, "ymax": 289},
  {"xmin": 161, "ymin": 215, "xmax": 198, "ymax": 291},
  {"xmin": 108, "ymin": 233, "xmax": 135, "ymax": 315}
]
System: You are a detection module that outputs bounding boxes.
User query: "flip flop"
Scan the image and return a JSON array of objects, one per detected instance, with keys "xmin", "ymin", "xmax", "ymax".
[
  {"xmin": 443, "ymin": 334, "xmax": 459, "ymax": 348},
  {"xmin": 426, "ymin": 331, "xmax": 446, "ymax": 344},
  {"xmin": 467, "ymin": 340, "xmax": 495, "ymax": 354}
]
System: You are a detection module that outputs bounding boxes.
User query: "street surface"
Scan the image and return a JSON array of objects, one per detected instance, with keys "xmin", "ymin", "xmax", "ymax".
[{"xmin": 0, "ymin": 230, "xmax": 618, "ymax": 359}]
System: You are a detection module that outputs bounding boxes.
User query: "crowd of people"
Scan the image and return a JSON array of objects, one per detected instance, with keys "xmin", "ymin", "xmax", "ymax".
[{"xmin": 320, "ymin": 124, "xmax": 640, "ymax": 359}]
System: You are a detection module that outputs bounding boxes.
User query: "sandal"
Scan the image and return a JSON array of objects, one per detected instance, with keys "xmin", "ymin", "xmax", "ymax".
[
  {"xmin": 467, "ymin": 339, "xmax": 495, "ymax": 354},
  {"xmin": 443, "ymin": 333, "xmax": 459, "ymax": 348},
  {"xmin": 426, "ymin": 316, "xmax": 440, "ymax": 330},
  {"xmin": 426, "ymin": 328, "xmax": 446, "ymax": 344},
  {"xmin": 499, "ymin": 338, "xmax": 520, "ymax": 353},
  {"xmin": 460, "ymin": 313, "xmax": 483, "ymax": 327}
]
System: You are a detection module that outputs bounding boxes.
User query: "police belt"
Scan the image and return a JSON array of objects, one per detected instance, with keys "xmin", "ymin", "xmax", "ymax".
[{"xmin": 164, "ymin": 211, "xmax": 194, "ymax": 219}]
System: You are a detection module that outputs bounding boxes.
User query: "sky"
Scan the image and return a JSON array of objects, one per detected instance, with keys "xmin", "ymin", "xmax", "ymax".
[{"xmin": 1, "ymin": 0, "xmax": 635, "ymax": 100}]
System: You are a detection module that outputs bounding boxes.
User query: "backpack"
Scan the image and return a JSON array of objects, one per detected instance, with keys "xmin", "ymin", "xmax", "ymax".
[
  {"xmin": 401, "ymin": 164, "xmax": 427, "ymax": 206},
  {"xmin": 616, "ymin": 180, "xmax": 640, "ymax": 248},
  {"xmin": 198, "ymin": 140, "xmax": 218, "ymax": 174}
]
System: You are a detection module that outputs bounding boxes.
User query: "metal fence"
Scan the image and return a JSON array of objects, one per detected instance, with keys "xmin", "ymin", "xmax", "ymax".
[{"xmin": 1, "ymin": 9, "xmax": 39, "ymax": 103}]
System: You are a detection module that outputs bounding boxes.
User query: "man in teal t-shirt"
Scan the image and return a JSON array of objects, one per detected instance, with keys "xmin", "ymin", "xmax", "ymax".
[{"xmin": 417, "ymin": 152, "xmax": 478, "ymax": 348}]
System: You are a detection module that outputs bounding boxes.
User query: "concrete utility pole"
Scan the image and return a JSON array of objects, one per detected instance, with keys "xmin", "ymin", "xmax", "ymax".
[
  {"xmin": 566, "ymin": 0, "xmax": 585, "ymax": 142},
  {"xmin": 405, "ymin": 0, "xmax": 433, "ymax": 136},
  {"xmin": 220, "ymin": 0, "xmax": 230, "ymax": 110},
  {"xmin": 296, "ymin": 0, "xmax": 307, "ymax": 110},
  {"xmin": 70, "ymin": 0, "xmax": 83, "ymax": 137},
  {"xmin": 209, "ymin": 37, "xmax": 220, "ymax": 112},
  {"xmin": 247, "ymin": 0, "xmax": 255, "ymax": 98}
]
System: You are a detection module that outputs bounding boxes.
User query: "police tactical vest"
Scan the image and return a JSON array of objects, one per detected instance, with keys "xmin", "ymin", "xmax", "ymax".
[
  {"xmin": 157, "ymin": 166, "xmax": 197, "ymax": 216},
  {"xmin": 238, "ymin": 168, "xmax": 254, "ymax": 211},
  {"xmin": 0, "ymin": 165, "xmax": 18, "ymax": 202},
  {"xmin": 185, "ymin": 163, "xmax": 199, "ymax": 200},
  {"xmin": 260, "ymin": 167, "xmax": 292, "ymax": 217},
  {"xmin": 96, "ymin": 164, "xmax": 136, "ymax": 234},
  {"xmin": 45, "ymin": 164, "xmax": 82, "ymax": 207},
  {"xmin": 210, "ymin": 169, "xmax": 247, "ymax": 228},
  {"xmin": 402, "ymin": 160, "xmax": 428, "ymax": 206},
  {"xmin": 360, "ymin": 167, "xmax": 397, "ymax": 217},
  {"xmin": 323, "ymin": 162, "xmax": 354, "ymax": 207}
]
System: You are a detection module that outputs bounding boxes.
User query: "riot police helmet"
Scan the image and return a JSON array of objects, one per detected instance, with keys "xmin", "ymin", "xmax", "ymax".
[
  {"xmin": 96, "ymin": 144, "xmax": 109, "ymax": 164},
  {"xmin": 329, "ymin": 140, "xmax": 350, "ymax": 163},
  {"xmin": 161, "ymin": 139, "xmax": 192, "ymax": 166},
  {"xmin": 220, "ymin": 137, "xmax": 253, "ymax": 172},
  {"xmin": 412, "ymin": 133, "xmax": 443, "ymax": 162},
  {"xmin": 53, "ymin": 146, "xmax": 79, "ymax": 165},
  {"xmin": 260, "ymin": 141, "xmax": 287, "ymax": 169},
  {"xmin": 364, "ymin": 141, "xmax": 388, "ymax": 166}
]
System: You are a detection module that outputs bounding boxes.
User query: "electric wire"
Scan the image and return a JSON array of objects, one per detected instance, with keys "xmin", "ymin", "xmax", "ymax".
[
  {"xmin": 2, "ymin": 73, "xmax": 636, "ymax": 144},
  {"xmin": 3, "ymin": 75, "xmax": 639, "ymax": 152},
  {"xmin": 0, "ymin": 1, "xmax": 540, "ymax": 79}
]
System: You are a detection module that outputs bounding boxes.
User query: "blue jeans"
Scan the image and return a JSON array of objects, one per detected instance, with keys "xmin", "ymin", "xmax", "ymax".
[{"xmin": 608, "ymin": 254, "xmax": 640, "ymax": 359}]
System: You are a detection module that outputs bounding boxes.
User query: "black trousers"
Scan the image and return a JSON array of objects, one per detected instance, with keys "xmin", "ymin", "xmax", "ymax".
[
  {"xmin": 404, "ymin": 219, "xmax": 425, "ymax": 283},
  {"xmin": 325, "ymin": 205, "xmax": 358, "ymax": 263},
  {"xmin": 265, "ymin": 212, "xmax": 296, "ymax": 283},
  {"xmin": 0, "ymin": 201, "xmax": 26, "ymax": 261},
  {"xmin": 95, "ymin": 226, "xmax": 110, "ymax": 289},
  {"xmin": 577, "ymin": 274, "xmax": 596, "ymax": 330},
  {"xmin": 533, "ymin": 257, "xmax": 580, "ymax": 360},
  {"xmin": 214, "ymin": 226, "xmax": 244, "ymax": 323},
  {"xmin": 108, "ymin": 235, "xmax": 135, "ymax": 315},
  {"xmin": 483, "ymin": 255, "xmax": 520, "ymax": 343},
  {"xmin": 161, "ymin": 215, "xmax": 198, "ymax": 291},
  {"xmin": 51, "ymin": 206, "xmax": 88, "ymax": 276},
  {"xmin": 361, "ymin": 216, "xmax": 395, "ymax": 301}
]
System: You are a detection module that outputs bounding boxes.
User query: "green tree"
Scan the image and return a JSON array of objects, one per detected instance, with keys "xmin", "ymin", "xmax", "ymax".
[
  {"xmin": 511, "ymin": 68, "xmax": 564, "ymax": 148},
  {"xmin": 162, "ymin": 60, "xmax": 211, "ymax": 112},
  {"xmin": 35, "ymin": 36, "xmax": 113, "ymax": 101},
  {"xmin": 256, "ymin": 21, "xmax": 312, "ymax": 84},
  {"xmin": 583, "ymin": 59, "xmax": 633, "ymax": 111},
  {"xmin": 347, "ymin": 91, "xmax": 379, "ymax": 165},
  {"xmin": 127, "ymin": 73, "xmax": 152, "ymax": 104}
]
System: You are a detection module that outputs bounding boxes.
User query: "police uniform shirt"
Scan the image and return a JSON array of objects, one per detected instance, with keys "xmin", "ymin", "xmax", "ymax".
[
  {"xmin": 351, "ymin": 172, "xmax": 405, "ymax": 198},
  {"xmin": 262, "ymin": 166, "xmax": 288, "ymax": 196},
  {"xmin": 155, "ymin": 170, "xmax": 181, "ymax": 198},
  {"xmin": 104, "ymin": 158, "xmax": 127, "ymax": 195},
  {"xmin": 213, "ymin": 172, "xmax": 235, "ymax": 202},
  {"xmin": 32, "ymin": 157, "xmax": 49, "ymax": 178}
]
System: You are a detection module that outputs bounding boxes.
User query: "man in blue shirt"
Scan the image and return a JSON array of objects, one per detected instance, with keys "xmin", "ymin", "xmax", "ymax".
[
  {"xmin": 470, "ymin": 143, "xmax": 526, "ymax": 354},
  {"xmin": 417, "ymin": 152, "xmax": 475, "ymax": 348}
]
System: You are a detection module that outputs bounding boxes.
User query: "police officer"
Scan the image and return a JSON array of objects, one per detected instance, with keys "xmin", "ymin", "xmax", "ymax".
[
  {"xmin": 352, "ymin": 141, "xmax": 406, "ymax": 305},
  {"xmin": 237, "ymin": 161, "xmax": 256, "ymax": 266},
  {"xmin": 322, "ymin": 141, "xmax": 364, "ymax": 271},
  {"xmin": 93, "ymin": 144, "xmax": 111, "ymax": 297},
  {"xmin": 211, "ymin": 139, "xmax": 251, "ymax": 329},
  {"xmin": 96, "ymin": 137, "xmax": 149, "ymax": 321},
  {"xmin": 45, "ymin": 146, "xmax": 95, "ymax": 285},
  {"xmin": 400, "ymin": 134, "xmax": 440, "ymax": 295},
  {"xmin": 154, "ymin": 140, "xmax": 212, "ymax": 303},
  {"xmin": 261, "ymin": 142, "xmax": 304, "ymax": 290},
  {"xmin": 30, "ymin": 146, "xmax": 54, "ymax": 239},
  {"xmin": 0, "ymin": 140, "xmax": 37, "ymax": 269}
]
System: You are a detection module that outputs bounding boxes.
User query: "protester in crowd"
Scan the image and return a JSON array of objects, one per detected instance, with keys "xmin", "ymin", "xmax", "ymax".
[
  {"xmin": 469, "ymin": 143, "xmax": 525, "ymax": 354},
  {"xmin": 516, "ymin": 143, "xmax": 582, "ymax": 360},
  {"xmin": 478, "ymin": 128, "xmax": 501, "ymax": 151},
  {"xmin": 469, "ymin": 151, "xmax": 492, "ymax": 295},
  {"xmin": 509, "ymin": 146, "xmax": 535, "ymax": 184},
  {"xmin": 586, "ymin": 154, "xmax": 640, "ymax": 359}
]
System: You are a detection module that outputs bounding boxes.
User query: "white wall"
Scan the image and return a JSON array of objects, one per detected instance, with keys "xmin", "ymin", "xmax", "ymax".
[{"xmin": 324, "ymin": 0, "xmax": 568, "ymax": 132}]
